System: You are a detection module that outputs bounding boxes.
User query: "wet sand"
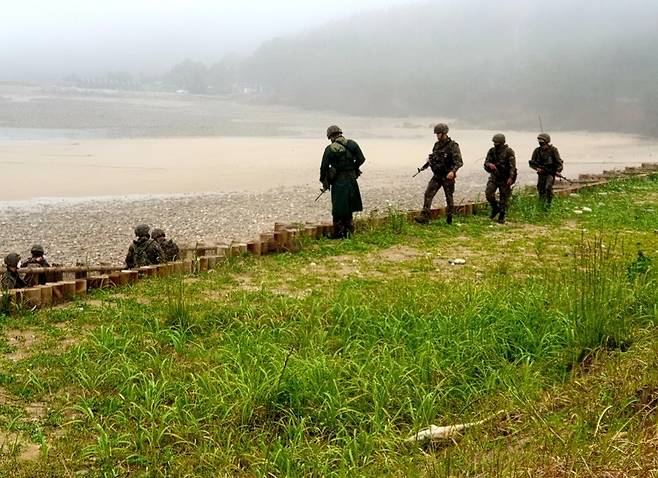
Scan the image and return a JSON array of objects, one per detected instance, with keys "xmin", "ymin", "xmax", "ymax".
[{"xmin": 1, "ymin": 131, "xmax": 656, "ymax": 200}]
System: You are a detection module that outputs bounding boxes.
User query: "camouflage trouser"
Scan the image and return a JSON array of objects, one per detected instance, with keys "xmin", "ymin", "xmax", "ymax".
[
  {"xmin": 536, "ymin": 172, "xmax": 555, "ymax": 205},
  {"xmin": 332, "ymin": 214, "xmax": 354, "ymax": 239},
  {"xmin": 485, "ymin": 177, "xmax": 512, "ymax": 212},
  {"xmin": 422, "ymin": 175, "xmax": 455, "ymax": 216}
]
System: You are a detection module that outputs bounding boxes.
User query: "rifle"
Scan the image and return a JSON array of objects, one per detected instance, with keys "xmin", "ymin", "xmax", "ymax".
[
  {"xmin": 538, "ymin": 113, "xmax": 571, "ymax": 183},
  {"xmin": 556, "ymin": 172, "xmax": 574, "ymax": 183},
  {"xmin": 314, "ymin": 187, "xmax": 328, "ymax": 201},
  {"xmin": 412, "ymin": 162, "xmax": 429, "ymax": 178}
]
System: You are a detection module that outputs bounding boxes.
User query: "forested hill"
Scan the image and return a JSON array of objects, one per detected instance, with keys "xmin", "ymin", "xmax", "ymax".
[{"xmin": 239, "ymin": 0, "xmax": 658, "ymax": 135}]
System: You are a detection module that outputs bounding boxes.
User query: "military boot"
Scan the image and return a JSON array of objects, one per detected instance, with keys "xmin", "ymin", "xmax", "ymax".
[
  {"xmin": 446, "ymin": 214, "xmax": 453, "ymax": 225},
  {"xmin": 497, "ymin": 211, "xmax": 506, "ymax": 224},
  {"xmin": 489, "ymin": 202, "xmax": 500, "ymax": 219},
  {"xmin": 414, "ymin": 210, "xmax": 430, "ymax": 224}
]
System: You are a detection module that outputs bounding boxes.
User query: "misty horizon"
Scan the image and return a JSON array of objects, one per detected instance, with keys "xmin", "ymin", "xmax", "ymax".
[
  {"xmin": 2, "ymin": 0, "xmax": 658, "ymax": 136},
  {"xmin": 0, "ymin": 0, "xmax": 418, "ymax": 82}
]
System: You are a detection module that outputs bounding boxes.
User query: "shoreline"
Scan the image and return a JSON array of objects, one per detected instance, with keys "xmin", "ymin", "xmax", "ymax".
[{"xmin": 0, "ymin": 168, "xmax": 633, "ymax": 267}]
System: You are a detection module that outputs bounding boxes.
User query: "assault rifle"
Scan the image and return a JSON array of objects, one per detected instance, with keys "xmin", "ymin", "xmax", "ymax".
[
  {"xmin": 556, "ymin": 172, "xmax": 574, "ymax": 184},
  {"xmin": 538, "ymin": 113, "xmax": 572, "ymax": 184},
  {"xmin": 314, "ymin": 187, "xmax": 328, "ymax": 201},
  {"xmin": 413, "ymin": 162, "xmax": 429, "ymax": 178}
]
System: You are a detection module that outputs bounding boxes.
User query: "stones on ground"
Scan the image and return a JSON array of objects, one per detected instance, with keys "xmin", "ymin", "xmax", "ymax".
[
  {"xmin": 0, "ymin": 183, "xmax": 484, "ymax": 267},
  {"xmin": 448, "ymin": 258, "xmax": 466, "ymax": 265}
]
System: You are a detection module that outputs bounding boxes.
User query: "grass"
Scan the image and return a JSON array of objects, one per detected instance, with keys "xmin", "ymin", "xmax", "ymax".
[{"xmin": 1, "ymin": 175, "xmax": 658, "ymax": 476}]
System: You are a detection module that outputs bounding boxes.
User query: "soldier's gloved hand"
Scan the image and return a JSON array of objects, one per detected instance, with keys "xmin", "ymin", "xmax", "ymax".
[
  {"xmin": 446, "ymin": 171, "xmax": 456, "ymax": 180},
  {"xmin": 486, "ymin": 162, "xmax": 497, "ymax": 172},
  {"xmin": 322, "ymin": 181, "xmax": 330, "ymax": 191},
  {"xmin": 536, "ymin": 167, "xmax": 545, "ymax": 174},
  {"xmin": 506, "ymin": 178, "xmax": 514, "ymax": 186}
]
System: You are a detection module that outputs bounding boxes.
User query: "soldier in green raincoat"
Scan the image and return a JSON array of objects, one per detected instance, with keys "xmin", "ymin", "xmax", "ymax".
[{"xmin": 320, "ymin": 125, "xmax": 366, "ymax": 238}]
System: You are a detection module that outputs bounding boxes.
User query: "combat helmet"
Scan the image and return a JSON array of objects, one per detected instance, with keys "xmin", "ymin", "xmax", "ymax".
[
  {"xmin": 30, "ymin": 244, "xmax": 45, "ymax": 256},
  {"xmin": 4, "ymin": 253, "xmax": 20, "ymax": 268},
  {"xmin": 326, "ymin": 125, "xmax": 343, "ymax": 139},
  {"xmin": 151, "ymin": 228, "xmax": 165, "ymax": 240},
  {"xmin": 433, "ymin": 123, "xmax": 449, "ymax": 134},
  {"xmin": 134, "ymin": 224, "xmax": 150, "ymax": 238},
  {"xmin": 537, "ymin": 133, "xmax": 551, "ymax": 143},
  {"xmin": 492, "ymin": 133, "xmax": 506, "ymax": 144}
]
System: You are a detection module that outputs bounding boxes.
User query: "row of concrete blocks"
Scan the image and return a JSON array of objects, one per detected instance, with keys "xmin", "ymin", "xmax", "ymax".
[
  {"xmin": 576, "ymin": 163, "xmax": 658, "ymax": 183},
  {"xmin": 177, "ymin": 221, "xmax": 339, "ymax": 259},
  {"xmin": 1, "ymin": 262, "xmax": 191, "ymax": 310},
  {"xmin": 1, "ymin": 272, "xmax": 136, "ymax": 310}
]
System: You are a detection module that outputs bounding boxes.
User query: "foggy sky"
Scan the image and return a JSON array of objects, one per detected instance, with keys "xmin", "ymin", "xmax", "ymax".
[{"xmin": 0, "ymin": 0, "xmax": 419, "ymax": 82}]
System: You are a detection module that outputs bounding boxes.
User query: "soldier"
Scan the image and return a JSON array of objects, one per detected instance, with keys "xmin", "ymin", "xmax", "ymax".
[
  {"xmin": 320, "ymin": 125, "xmax": 366, "ymax": 238},
  {"xmin": 484, "ymin": 134, "xmax": 517, "ymax": 224},
  {"xmin": 20, "ymin": 244, "xmax": 51, "ymax": 285},
  {"xmin": 415, "ymin": 123, "xmax": 463, "ymax": 225},
  {"xmin": 151, "ymin": 228, "xmax": 180, "ymax": 262},
  {"xmin": 529, "ymin": 133, "xmax": 563, "ymax": 208},
  {"xmin": 2, "ymin": 253, "xmax": 27, "ymax": 289},
  {"xmin": 125, "ymin": 224, "xmax": 163, "ymax": 269}
]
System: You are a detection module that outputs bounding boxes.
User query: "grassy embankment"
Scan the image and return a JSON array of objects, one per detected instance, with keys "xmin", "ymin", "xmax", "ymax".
[{"xmin": 1, "ymin": 175, "xmax": 658, "ymax": 477}]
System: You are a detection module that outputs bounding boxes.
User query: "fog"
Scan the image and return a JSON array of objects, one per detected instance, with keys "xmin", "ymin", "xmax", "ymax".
[
  {"xmin": 0, "ymin": 0, "xmax": 417, "ymax": 81},
  {"xmin": 2, "ymin": 0, "xmax": 658, "ymax": 135},
  {"xmin": 238, "ymin": 0, "xmax": 658, "ymax": 135}
]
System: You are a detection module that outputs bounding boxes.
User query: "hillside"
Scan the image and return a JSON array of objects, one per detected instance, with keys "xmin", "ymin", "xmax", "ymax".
[{"xmin": 238, "ymin": 0, "xmax": 658, "ymax": 136}]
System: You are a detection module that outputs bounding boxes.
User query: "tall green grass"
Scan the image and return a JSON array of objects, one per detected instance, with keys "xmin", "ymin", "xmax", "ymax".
[
  {"xmin": 2, "ymin": 175, "xmax": 658, "ymax": 476},
  {"xmin": 28, "ymin": 234, "xmax": 650, "ymax": 476}
]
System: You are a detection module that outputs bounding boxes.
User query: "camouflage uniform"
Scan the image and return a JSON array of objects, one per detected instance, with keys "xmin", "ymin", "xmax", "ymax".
[
  {"xmin": 529, "ymin": 138, "xmax": 563, "ymax": 207},
  {"xmin": 125, "ymin": 237, "xmax": 163, "ymax": 269},
  {"xmin": 484, "ymin": 143, "xmax": 517, "ymax": 222},
  {"xmin": 420, "ymin": 138, "xmax": 463, "ymax": 222},
  {"xmin": 155, "ymin": 238, "xmax": 180, "ymax": 262},
  {"xmin": 1, "ymin": 269, "xmax": 27, "ymax": 289},
  {"xmin": 320, "ymin": 133, "xmax": 366, "ymax": 238},
  {"xmin": 20, "ymin": 255, "xmax": 51, "ymax": 286},
  {"xmin": 2, "ymin": 253, "xmax": 26, "ymax": 290}
]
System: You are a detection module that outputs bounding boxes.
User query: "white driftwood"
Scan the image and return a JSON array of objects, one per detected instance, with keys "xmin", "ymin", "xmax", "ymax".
[{"xmin": 406, "ymin": 412, "xmax": 504, "ymax": 443}]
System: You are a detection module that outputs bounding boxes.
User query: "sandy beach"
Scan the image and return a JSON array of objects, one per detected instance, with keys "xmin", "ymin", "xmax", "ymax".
[{"xmin": 1, "ymin": 86, "xmax": 657, "ymax": 265}]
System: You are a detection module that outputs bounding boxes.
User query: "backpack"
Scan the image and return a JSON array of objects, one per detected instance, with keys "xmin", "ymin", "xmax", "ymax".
[{"xmin": 133, "ymin": 239, "xmax": 154, "ymax": 267}]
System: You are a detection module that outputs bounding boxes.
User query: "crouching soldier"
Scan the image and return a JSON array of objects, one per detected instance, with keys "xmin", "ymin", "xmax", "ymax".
[
  {"xmin": 20, "ymin": 244, "xmax": 51, "ymax": 285},
  {"xmin": 2, "ymin": 253, "xmax": 27, "ymax": 289},
  {"xmin": 484, "ymin": 134, "xmax": 517, "ymax": 224},
  {"xmin": 125, "ymin": 224, "xmax": 163, "ymax": 269},
  {"xmin": 151, "ymin": 228, "xmax": 180, "ymax": 262}
]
